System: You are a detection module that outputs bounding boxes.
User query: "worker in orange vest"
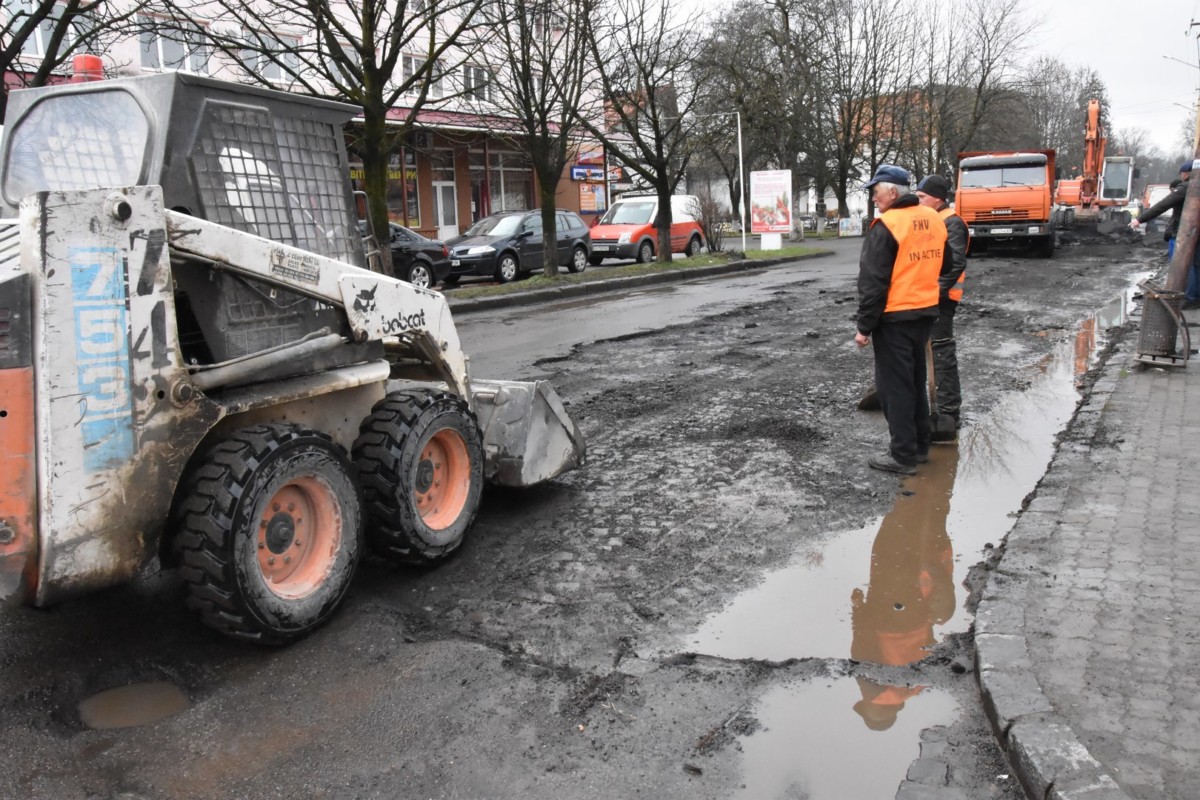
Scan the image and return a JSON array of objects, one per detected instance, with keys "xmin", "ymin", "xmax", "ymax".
[
  {"xmin": 854, "ymin": 164, "xmax": 949, "ymax": 475},
  {"xmin": 915, "ymin": 175, "xmax": 967, "ymax": 438}
]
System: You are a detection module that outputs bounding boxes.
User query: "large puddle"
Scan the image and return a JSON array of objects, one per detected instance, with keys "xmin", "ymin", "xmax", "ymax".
[
  {"xmin": 683, "ymin": 289, "xmax": 1134, "ymax": 795},
  {"xmin": 736, "ymin": 678, "xmax": 958, "ymax": 800},
  {"xmin": 690, "ymin": 290, "xmax": 1132, "ymax": 661}
]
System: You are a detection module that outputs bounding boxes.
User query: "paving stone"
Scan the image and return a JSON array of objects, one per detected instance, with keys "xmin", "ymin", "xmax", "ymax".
[
  {"xmin": 905, "ymin": 758, "xmax": 949, "ymax": 786},
  {"xmin": 979, "ymin": 333, "xmax": 1200, "ymax": 800}
]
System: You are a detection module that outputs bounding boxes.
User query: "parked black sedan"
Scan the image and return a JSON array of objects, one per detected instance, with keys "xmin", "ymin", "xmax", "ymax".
[
  {"xmin": 445, "ymin": 210, "xmax": 591, "ymax": 284},
  {"xmin": 359, "ymin": 221, "xmax": 451, "ymax": 289}
]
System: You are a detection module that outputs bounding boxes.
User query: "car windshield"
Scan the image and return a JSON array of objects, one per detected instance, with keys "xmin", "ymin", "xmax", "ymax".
[
  {"xmin": 464, "ymin": 215, "xmax": 523, "ymax": 237},
  {"xmin": 960, "ymin": 165, "xmax": 1046, "ymax": 188},
  {"xmin": 600, "ymin": 201, "xmax": 655, "ymax": 225}
]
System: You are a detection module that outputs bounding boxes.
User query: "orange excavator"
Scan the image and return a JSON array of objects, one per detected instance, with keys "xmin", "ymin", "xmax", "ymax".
[{"xmin": 1054, "ymin": 99, "xmax": 1136, "ymax": 227}]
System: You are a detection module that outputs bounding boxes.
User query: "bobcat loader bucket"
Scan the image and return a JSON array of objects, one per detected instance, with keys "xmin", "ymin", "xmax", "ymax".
[{"xmin": 470, "ymin": 379, "xmax": 586, "ymax": 487}]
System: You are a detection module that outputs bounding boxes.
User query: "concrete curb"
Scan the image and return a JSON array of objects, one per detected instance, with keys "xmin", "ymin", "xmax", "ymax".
[
  {"xmin": 974, "ymin": 339, "xmax": 1135, "ymax": 800},
  {"xmin": 444, "ymin": 250, "xmax": 835, "ymax": 314}
]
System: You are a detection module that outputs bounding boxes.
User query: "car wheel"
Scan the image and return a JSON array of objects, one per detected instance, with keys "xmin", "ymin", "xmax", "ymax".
[
  {"xmin": 686, "ymin": 236, "xmax": 703, "ymax": 257},
  {"xmin": 406, "ymin": 260, "xmax": 433, "ymax": 289},
  {"xmin": 637, "ymin": 240, "xmax": 655, "ymax": 263},
  {"xmin": 568, "ymin": 246, "xmax": 588, "ymax": 273},
  {"xmin": 442, "ymin": 275, "xmax": 460, "ymax": 286},
  {"xmin": 588, "ymin": 256, "xmax": 605, "ymax": 266},
  {"xmin": 495, "ymin": 253, "xmax": 519, "ymax": 283}
]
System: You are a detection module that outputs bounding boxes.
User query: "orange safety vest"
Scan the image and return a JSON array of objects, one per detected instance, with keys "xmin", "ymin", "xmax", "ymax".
[
  {"xmin": 939, "ymin": 206, "xmax": 967, "ymax": 302},
  {"xmin": 873, "ymin": 205, "xmax": 944, "ymax": 313}
]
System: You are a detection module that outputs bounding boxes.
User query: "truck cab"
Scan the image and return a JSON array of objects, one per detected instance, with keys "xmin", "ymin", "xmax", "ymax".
[{"xmin": 955, "ymin": 150, "xmax": 1056, "ymax": 257}]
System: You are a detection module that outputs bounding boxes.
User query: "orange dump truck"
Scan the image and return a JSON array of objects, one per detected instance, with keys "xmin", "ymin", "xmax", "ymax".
[{"xmin": 955, "ymin": 150, "xmax": 1057, "ymax": 258}]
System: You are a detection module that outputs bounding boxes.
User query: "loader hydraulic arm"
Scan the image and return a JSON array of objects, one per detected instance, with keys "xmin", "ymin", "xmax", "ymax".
[{"xmin": 165, "ymin": 210, "xmax": 472, "ymax": 402}]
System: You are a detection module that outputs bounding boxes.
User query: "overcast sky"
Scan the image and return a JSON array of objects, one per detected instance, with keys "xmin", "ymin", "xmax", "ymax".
[{"xmin": 1029, "ymin": 1, "xmax": 1200, "ymax": 156}]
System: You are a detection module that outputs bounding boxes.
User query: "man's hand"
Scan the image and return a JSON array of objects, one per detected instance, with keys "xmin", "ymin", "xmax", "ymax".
[
  {"xmin": 855, "ymin": 331, "xmax": 870, "ymax": 348},
  {"xmin": 1129, "ymin": 218, "xmax": 1142, "ymax": 230}
]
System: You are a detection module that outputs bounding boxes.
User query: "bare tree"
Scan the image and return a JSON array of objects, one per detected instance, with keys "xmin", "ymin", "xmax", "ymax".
[
  {"xmin": 1, "ymin": 0, "xmax": 145, "ymax": 117},
  {"xmin": 470, "ymin": 0, "xmax": 591, "ymax": 278},
  {"xmin": 577, "ymin": 0, "xmax": 703, "ymax": 263},
  {"xmin": 151, "ymin": 0, "xmax": 482, "ymax": 275}
]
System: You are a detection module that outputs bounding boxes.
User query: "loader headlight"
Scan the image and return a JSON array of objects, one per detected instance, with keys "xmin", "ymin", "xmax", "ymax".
[
  {"xmin": 618, "ymin": 232, "xmax": 632, "ymax": 244},
  {"xmin": 466, "ymin": 245, "xmax": 495, "ymax": 256}
]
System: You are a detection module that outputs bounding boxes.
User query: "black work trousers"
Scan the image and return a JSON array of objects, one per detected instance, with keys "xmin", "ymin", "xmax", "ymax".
[
  {"xmin": 871, "ymin": 317, "xmax": 934, "ymax": 465},
  {"xmin": 931, "ymin": 298, "xmax": 961, "ymax": 419}
]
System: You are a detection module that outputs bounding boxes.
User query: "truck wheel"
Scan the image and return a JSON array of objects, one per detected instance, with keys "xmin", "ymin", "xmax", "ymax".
[
  {"xmin": 686, "ymin": 236, "xmax": 703, "ymax": 257},
  {"xmin": 171, "ymin": 425, "xmax": 362, "ymax": 645},
  {"xmin": 636, "ymin": 240, "xmax": 655, "ymax": 263},
  {"xmin": 495, "ymin": 253, "xmax": 519, "ymax": 283},
  {"xmin": 1035, "ymin": 233, "xmax": 1056, "ymax": 258},
  {"xmin": 568, "ymin": 246, "xmax": 588, "ymax": 273},
  {"xmin": 353, "ymin": 390, "xmax": 483, "ymax": 564}
]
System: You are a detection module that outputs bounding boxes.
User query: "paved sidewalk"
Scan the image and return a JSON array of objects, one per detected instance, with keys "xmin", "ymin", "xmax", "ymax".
[{"xmin": 975, "ymin": 307, "xmax": 1200, "ymax": 800}]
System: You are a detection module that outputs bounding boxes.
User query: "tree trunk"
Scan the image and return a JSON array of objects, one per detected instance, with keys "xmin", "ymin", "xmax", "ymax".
[
  {"xmin": 540, "ymin": 184, "xmax": 559, "ymax": 278},
  {"xmin": 359, "ymin": 110, "xmax": 396, "ymax": 278},
  {"xmin": 655, "ymin": 182, "xmax": 673, "ymax": 263}
]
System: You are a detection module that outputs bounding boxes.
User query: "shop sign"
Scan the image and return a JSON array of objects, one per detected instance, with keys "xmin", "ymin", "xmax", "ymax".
[{"xmin": 571, "ymin": 166, "xmax": 605, "ymax": 181}]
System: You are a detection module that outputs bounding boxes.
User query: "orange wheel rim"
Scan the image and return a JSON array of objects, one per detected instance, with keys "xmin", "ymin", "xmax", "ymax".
[
  {"xmin": 256, "ymin": 476, "xmax": 342, "ymax": 600},
  {"xmin": 413, "ymin": 428, "xmax": 470, "ymax": 530}
]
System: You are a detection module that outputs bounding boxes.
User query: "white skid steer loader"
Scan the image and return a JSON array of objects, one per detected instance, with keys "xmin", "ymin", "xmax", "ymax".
[{"xmin": 0, "ymin": 73, "xmax": 585, "ymax": 643}]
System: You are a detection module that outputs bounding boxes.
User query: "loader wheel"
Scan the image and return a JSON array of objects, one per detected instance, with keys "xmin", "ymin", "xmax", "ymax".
[
  {"xmin": 352, "ymin": 391, "xmax": 483, "ymax": 564},
  {"xmin": 171, "ymin": 424, "xmax": 362, "ymax": 645}
]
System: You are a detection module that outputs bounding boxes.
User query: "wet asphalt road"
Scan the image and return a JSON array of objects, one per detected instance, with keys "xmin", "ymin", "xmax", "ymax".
[{"xmin": 0, "ymin": 234, "xmax": 1155, "ymax": 800}]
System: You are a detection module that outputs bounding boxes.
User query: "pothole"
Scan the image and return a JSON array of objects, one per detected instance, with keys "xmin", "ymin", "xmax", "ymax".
[{"xmin": 77, "ymin": 681, "xmax": 191, "ymax": 730}]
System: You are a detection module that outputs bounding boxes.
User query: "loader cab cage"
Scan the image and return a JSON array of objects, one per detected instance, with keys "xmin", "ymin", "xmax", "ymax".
[
  {"xmin": 0, "ymin": 73, "xmax": 364, "ymax": 268},
  {"xmin": 1, "ymin": 73, "xmax": 370, "ymax": 367}
]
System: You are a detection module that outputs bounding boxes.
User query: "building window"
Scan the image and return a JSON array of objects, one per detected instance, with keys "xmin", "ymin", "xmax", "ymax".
[
  {"xmin": 241, "ymin": 32, "xmax": 303, "ymax": 83},
  {"xmin": 138, "ymin": 16, "xmax": 210, "ymax": 74},
  {"xmin": 402, "ymin": 54, "xmax": 449, "ymax": 99},
  {"xmin": 3, "ymin": 0, "xmax": 86, "ymax": 59},
  {"xmin": 463, "ymin": 65, "xmax": 492, "ymax": 102},
  {"xmin": 489, "ymin": 151, "xmax": 531, "ymax": 211}
]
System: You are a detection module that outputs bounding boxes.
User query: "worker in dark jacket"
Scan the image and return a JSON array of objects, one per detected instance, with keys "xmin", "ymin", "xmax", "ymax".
[
  {"xmin": 915, "ymin": 175, "xmax": 967, "ymax": 435},
  {"xmin": 854, "ymin": 164, "xmax": 949, "ymax": 474},
  {"xmin": 1133, "ymin": 162, "xmax": 1199, "ymax": 308}
]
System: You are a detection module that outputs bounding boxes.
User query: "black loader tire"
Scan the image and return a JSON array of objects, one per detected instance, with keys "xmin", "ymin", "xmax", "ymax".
[
  {"xmin": 171, "ymin": 424, "xmax": 362, "ymax": 645},
  {"xmin": 353, "ymin": 390, "xmax": 484, "ymax": 565}
]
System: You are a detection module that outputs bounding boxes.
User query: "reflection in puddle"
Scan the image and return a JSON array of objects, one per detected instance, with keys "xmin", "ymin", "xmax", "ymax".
[
  {"xmin": 736, "ymin": 679, "xmax": 957, "ymax": 800},
  {"xmin": 692, "ymin": 291, "xmax": 1132, "ymax": 660},
  {"xmin": 78, "ymin": 681, "xmax": 190, "ymax": 730}
]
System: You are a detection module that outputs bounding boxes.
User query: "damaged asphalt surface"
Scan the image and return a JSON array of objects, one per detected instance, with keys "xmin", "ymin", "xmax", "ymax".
[{"xmin": 0, "ymin": 234, "xmax": 1155, "ymax": 799}]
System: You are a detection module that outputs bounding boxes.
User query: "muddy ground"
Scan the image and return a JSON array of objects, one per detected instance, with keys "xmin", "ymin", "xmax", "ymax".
[{"xmin": 0, "ymin": 234, "xmax": 1158, "ymax": 800}]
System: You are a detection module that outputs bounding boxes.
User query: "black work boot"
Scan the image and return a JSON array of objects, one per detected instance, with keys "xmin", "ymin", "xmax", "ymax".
[{"xmin": 868, "ymin": 453, "xmax": 917, "ymax": 475}]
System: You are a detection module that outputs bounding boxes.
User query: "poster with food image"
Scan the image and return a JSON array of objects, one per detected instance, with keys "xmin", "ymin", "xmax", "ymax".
[{"xmin": 750, "ymin": 170, "xmax": 793, "ymax": 233}]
